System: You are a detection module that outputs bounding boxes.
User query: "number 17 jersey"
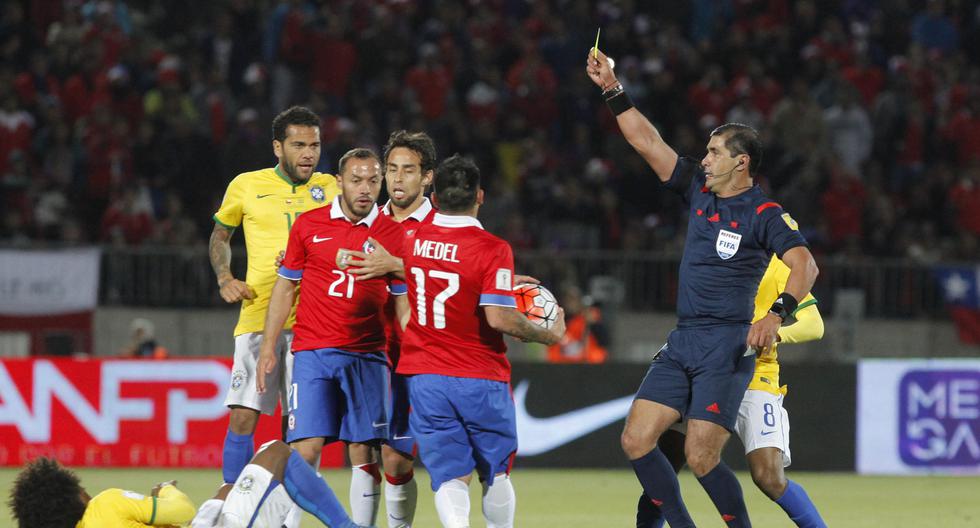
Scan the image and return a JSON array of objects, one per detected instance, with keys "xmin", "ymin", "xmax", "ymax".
[{"xmin": 397, "ymin": 213, "xmax": 518, "ymax": 383}]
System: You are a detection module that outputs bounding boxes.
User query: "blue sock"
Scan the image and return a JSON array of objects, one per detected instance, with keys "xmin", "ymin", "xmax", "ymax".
[
  {"xmin": 630, "ymin": 449, "xmax": 695, "ymax": 528},
  {"xmin": 636, "ymin": 492, "xmax": 666, "ymax": 528},
  {"xmin": 283, "ymin": 451, "xmax": 359, "ymax": 528},
  {"xmin": 696, "ymin": 461, "xmax": 751, "ymax": 527},
  {"xmin": 221, "ymin": 429, "xmax": 254, "ymax": 484},
  {"xmin": 775, "ymin": 480, "xmax": 827, "ymax": 528}
]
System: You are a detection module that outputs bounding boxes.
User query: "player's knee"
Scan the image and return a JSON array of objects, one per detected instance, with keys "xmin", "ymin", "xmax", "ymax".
[
  {"xmin": 684, "ymin": 447, "xmax": 720, "ymax": 477},
  {"xmin": 750, "ymin": 463, "xmax": 787, "ymax": 500},
  {"xmin": 227, "ymin": 406, "xmax": 259, "ymax": 434},
  {"xmin": 382, "ymin": 446, "xmax": 414, "ymax": 476},
  {"xmin": 621, "ymin": 426, "xmax": 657, "ymax": 460}
]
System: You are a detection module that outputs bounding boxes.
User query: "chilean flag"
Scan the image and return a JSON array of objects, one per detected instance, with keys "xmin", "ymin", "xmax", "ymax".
[{"xmin": 936, "ymin": 266, "xmax": 980, "ymax": 344}]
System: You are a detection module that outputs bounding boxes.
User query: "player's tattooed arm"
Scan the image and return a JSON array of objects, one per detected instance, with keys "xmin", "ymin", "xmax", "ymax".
[
  {"xmin": 210, "ymin": 223, "xmax": 254, "ymax": 302},
  {"xmin": 347, "ymin": 237, "xmax": 405, "ymax": 281},
  {"xmin": 256, "ymin": 277, "xmax": 297, "ymax": 394},
  {"xmin": 484, "ymin": 306, "xmax": 566, "ymax": 346}
]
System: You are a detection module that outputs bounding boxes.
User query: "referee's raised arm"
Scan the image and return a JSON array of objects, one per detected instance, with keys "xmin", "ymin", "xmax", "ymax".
[{"xmin": 586, "ymin": 47, "xmax": 678, "ymax": 183}]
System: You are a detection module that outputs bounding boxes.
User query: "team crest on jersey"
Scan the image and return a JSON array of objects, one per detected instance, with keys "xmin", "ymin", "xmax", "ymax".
[
  {"xmin": 782, "ymin": 212, "xmax": 799, "ymax": 231},
  {"xmin": 362, "ymin": 240, "xmax": 375, "ymax": 254},
  {"xmin": 310, "ymin": 185, "xmax": 326, "ymax": 203},
  {"xmin": 288, "ymin": 414, "xmax": 296, "ymax": 430},
  {"xmin": 238, "ymin": 475, "xmax": 254, "ymax": 493},
  {"xmin": 230, "ymin": 369, "xmax": 247, "ymax": 391},
  {"xmin": 716, "ymin": 229, "xmax": 742, "ymax": 260}
]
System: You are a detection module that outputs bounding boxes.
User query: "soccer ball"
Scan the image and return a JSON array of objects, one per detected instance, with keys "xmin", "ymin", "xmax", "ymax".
[{"xmin": 513, "ymin": 284, "xmax": 559, "ymax": 329}]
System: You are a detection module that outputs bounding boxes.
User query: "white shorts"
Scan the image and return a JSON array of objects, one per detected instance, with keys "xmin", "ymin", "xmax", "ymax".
[
  {"xmin": 734, "ymin": 389, "xmax": 791, "ymax": 467},
  {"xmin": 223, "ymin": 331, "xmax": 294, "ymax": 415},
  {"xmin": 218, "ymin": 463, "xmax": 293, "ymax": 528}
]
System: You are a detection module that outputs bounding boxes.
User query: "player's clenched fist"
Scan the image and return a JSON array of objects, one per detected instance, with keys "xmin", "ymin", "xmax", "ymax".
[{"xmin": 219, "ymin": 277, "xmax": 255, "ymax": 303}]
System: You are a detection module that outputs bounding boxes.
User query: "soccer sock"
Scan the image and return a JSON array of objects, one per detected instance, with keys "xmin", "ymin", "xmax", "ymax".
[
  {"xmin": 282, "ymin": 501, "xmax": 303, "ymax": 528},
  {"xmin": 283, "ymin": 451, "xmax": 360, "ymax": 528},
  {"xmin": 630, "ymin": 448, "xmax": 695, "ymax": 528},
  {"xmin": 481, "ymin": 474, "xmax": 516, "ymax": 528},
  {"xmin": 385, "ymin": 470, "xmax": 418, "ymax": 528},
  {"xmin": 434, "ymin": 478, "xmax": 471, "ymax": 528},
  {"xmin": 221, "ymin": 429, "xmax": 254, "ymax": 484},
  {"xmin": 350, "ymin": 462, "xmax": 382, "ymax": 526},
  {"xmin": 635, "ymin": 492, "xmax": 666, "ymax": 528},
  {"xmin": 696, "ymin": 461, "xmax": 751, "ymax": 528},
  {"xmin": 775, "ymin": 480, "xmax": 828, "ymax": 528}
]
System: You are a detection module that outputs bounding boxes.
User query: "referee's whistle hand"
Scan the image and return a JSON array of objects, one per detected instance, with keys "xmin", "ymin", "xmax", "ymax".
[{"xmin": 747, "ymin": 313, "xmax": 781, "ymax": 349}]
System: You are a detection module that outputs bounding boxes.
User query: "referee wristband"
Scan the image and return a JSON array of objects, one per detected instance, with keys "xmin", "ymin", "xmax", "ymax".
[
  {"xmin": 768, "ymin": 292, "xmax": 799, "ymax": 322},
  {"xmin": 603, "ymin": 85, "xmax": 634, "ymax": 115}
]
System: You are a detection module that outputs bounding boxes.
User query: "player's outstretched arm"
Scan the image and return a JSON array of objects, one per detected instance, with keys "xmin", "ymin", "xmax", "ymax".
[
  {"xmin": 586, "ymin": 48, "xmax": 678, "ymax": 182},
  {"xmin": 209, "ymin": 223, "xmax": 254, "ymax": 303},
  {"xmin": 485, "ymin": 305, "xmax": 566, "ymax": 345},
  {"xmin": 256, "ymin": 277, "xmax": 297, "ymax": 394},
  {"xmin": 778, "ymin": 301, "xmax": 824, "ymax": 344}
]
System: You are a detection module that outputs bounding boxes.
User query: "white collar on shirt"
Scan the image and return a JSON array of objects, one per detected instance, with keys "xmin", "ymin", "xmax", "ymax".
[
  {"xmin": 433, "ymin": 213, "xmax": 483, "ymax": 229},
  {"xmin": 330, "ymin": 196, "xmax": 380, "ymax": 227},
  {"xmin": 382, "ymin": 197, "xmax": 433, "ymax": 222}
]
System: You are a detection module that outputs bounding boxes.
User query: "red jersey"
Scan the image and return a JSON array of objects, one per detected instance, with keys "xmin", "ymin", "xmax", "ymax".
[
  {"xmin": 279, "ymin": 197, "xmax": 407, "ymax": 354},
  {"xmin": 380, "ymin": 198, "xmax": 437, "ymax": 367},
  {"xmin": 397, "ymin": 213, "xmax": 518, "ymax": 382}
]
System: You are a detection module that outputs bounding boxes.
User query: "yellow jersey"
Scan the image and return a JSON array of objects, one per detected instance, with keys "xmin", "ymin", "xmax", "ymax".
[
  {"xmin": 748, "ymin": 254, "xmax": 823, "ymax": 396},
  {"xmin": 214, "ymin": 166, "xmax": 339, "ymax": 335},
  {"xmin": 76, "ymin": 485, "xmax": 195, "ymax": 527}
]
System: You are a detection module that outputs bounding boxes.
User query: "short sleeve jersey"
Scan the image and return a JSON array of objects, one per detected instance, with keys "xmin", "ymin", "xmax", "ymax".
[
  {"xmin": 380, "ymin": 198, "xmax": 436, "ymax": 367},
  {"xmin": 278, "ymin": 197, "xmax": 407, "ymax": 354},
  {"xmin": 213, "ymin": 166, "xmax": 339, "ymax": 336},
  {"xmin": 396, "ymin": 213, "xmax": 518, "ymax": 382},
  {"xmin": 76, "ymin": 486, "xmax": 196, "ymax": 527},
  {"xmin": 664, "ymin": 157, "xmax": 807, "ymax": 326}
]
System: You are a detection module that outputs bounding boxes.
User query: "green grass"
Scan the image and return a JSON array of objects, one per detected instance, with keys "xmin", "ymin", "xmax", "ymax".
[{"xmin": 2, "ymin": 468, "xmax": 978, "ymax": 527}]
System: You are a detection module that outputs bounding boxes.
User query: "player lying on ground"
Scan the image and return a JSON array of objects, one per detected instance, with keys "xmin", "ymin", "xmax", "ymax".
[
  {"xmin": 638, "ymin": 254, "xmax": 828, "ymax": 528},
  {"xmin": 9, "ymin": 456, "xmax": 196, "ymax": 527},
  {"xmin": 193, "ymin": 439, "xmax": 371, "ymax": 528}
]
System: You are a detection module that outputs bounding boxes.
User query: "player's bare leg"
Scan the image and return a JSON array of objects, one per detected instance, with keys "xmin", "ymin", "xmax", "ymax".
[
  {"xmin": 349, "ymin": 441, "xmax": 381, "ymax": 526},
  {"xmin": 381, "ymin": 444, "xmax": 417, "ymax": 527},
  {"xmin": 435, "ymin": 473, "xmax": 473, "ymax": 528},
  {"xmin": 481, "ymin": 471, "xmax": 515, "ymax": 528},
  {"xmin": 747, "ymin": 447, "xmax": 827, "ymax": 527},
  {"xmin": 686, "ymin": 419, "xmax": 750, "ymax": 527}
]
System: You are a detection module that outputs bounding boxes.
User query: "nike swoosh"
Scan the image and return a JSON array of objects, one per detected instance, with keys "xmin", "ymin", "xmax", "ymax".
[
  {"xmin": 372, "ymin": 421, "xmax": 389, "ymax": 428},
  {"xmin": 761, "ymin": 430, "xmax": 776, "ymax": 436},
  {"xmin": 513, "ymin": 380, "xmax": 633, "ymax": 456},
  {"xmin": 362, "ymin": 492, "xmax": 381, "ymax": 497},
  {"xmin": 256, "ymin": 194, "xmax": 274, "ymax": 199},
  {"xmin": 313, "ymin": 235, "xmax": 332, "ymax": 243},
  {"xmin": 392, "ymin": 435, "xmax": 412, "ymax": 440}
]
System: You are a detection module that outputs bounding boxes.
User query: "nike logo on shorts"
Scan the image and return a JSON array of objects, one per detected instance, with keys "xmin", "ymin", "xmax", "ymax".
[
  {"xmin": 393, "ymin": 435, "xmax": 412, "ymax": 440},
  {"xmin": 313, "ymin": 235, "xmax": 332, "ymax": 243},
  {"xmin": 761, "ymin": 430, "xmax": 776, "ymax": 436},
  {"xmin": 372, "ymin": 421, "xmax": 388, "ymax": 428}
]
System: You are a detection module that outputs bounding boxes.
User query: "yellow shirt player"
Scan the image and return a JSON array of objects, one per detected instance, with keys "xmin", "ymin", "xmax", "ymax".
[
  {"xmin": 9, "ymin": 457, "xmax": 195, "ymax": 528},
  {"xmin": 208, "ymin": 107, "xmax": 339, "ymax": 499}
]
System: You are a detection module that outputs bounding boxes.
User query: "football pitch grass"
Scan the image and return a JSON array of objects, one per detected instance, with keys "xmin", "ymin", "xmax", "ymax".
[{"xmin": 2, "ymin": 468, "xmax": 978, "ymax": 527}]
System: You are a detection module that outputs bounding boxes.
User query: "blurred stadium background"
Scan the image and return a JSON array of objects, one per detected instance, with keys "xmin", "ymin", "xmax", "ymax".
[{"xmin": 2, "ymin": 0, "xmax": 980, "ymax": 526}]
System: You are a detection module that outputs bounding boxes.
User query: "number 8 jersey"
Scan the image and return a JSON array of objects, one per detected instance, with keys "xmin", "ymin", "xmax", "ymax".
[
  {"xmin": 278, "ymin": 197, "xmax": 407, "ymax": 354},
  {"xmin": 397, "ymin": 213, "xmax": 518, "ymax": 382}
]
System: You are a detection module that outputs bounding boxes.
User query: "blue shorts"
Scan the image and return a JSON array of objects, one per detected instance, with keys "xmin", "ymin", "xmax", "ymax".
[
  {"xmin": 635, "ymin": 324, "xmax": 755, "ymax": 431},
  {"xmin": 386, "ymin": 372, "xmax": 416, "ymax": 457},
  {"xmin": 286, "ymin": 348, "xmax": 390, "ymax": 444},
  {"xmin": 407, "ymin": 374, "xmax": 517, "ymax": 491}
]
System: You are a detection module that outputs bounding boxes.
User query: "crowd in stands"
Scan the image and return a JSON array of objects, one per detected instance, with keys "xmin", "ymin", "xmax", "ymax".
[{"xmin": 1, "ymin": 0, "xmax": 979, "ymax": 263}]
